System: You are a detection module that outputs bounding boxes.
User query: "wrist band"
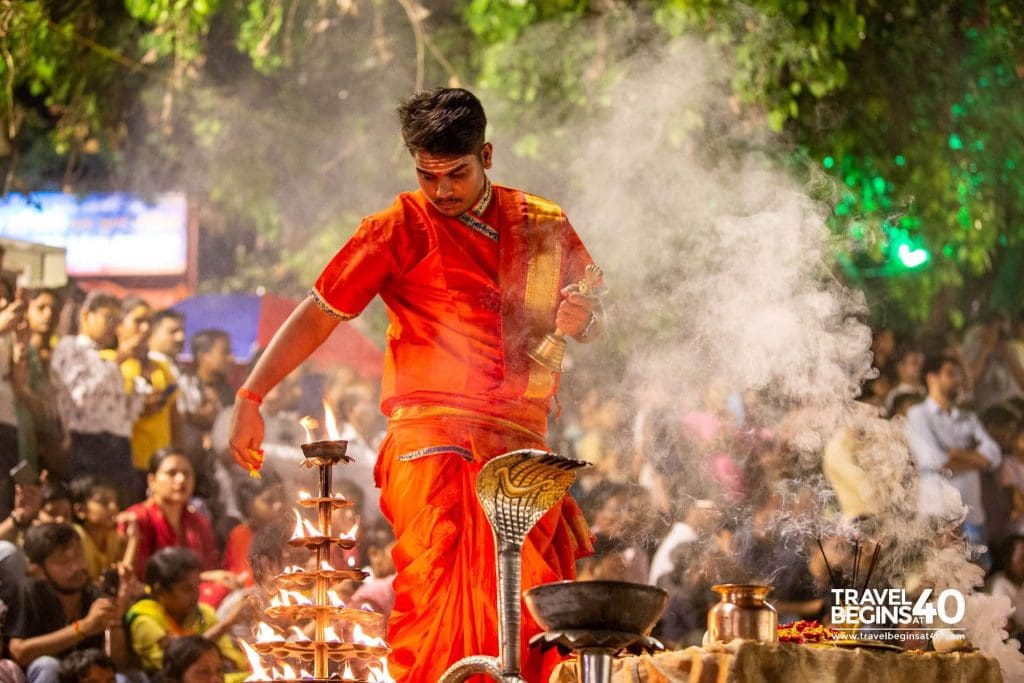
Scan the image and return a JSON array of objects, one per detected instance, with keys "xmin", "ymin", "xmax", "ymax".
[
  {"xmin": 236, "ymin": 387, "xmax": 263, "ymax": 405},
  {"xmin": 72, "ymin": 620, "xmax": 84, "ymax": 639}
]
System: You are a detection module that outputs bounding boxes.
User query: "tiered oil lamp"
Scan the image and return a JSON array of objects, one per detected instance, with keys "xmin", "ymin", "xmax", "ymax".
[{"xmin": 240, "ymin": 411, "xmax": 393, "ymax": 683}]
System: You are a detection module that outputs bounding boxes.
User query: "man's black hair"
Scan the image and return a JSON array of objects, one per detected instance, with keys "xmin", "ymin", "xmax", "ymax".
[
  {"xmin": 151, "ymin": 308, "xmax": 184, "ymax": 328},
  {"xmin": 145, "ymin": 547, "xmax": 202, "ymax": 592},
  {"xmin": 921, "ymin": 352, "xmax": 960, "ymax": 380},
  {"xmin": 397, "ymin": 88, "xmax": 487, "ymax": 156},
  {"xmin": 190, "ymin": 328, "xmax": 230, "ymax": 359},
  {"xmin": 58, "ymin": 648, "xmax": 116, "ymax": 683},
  {"xmin": 24, "ymin": 522, "xmax": 80, "ymax": 565}
]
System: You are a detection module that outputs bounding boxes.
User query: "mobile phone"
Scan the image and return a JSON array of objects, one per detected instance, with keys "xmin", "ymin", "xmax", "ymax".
[
  {"xmin": 9, "ymin": 460, "xmax": 40, "ymax": 487},
  {"xmin": 99, "ymin": 567, "xmax": 120, "ymax": 597}
]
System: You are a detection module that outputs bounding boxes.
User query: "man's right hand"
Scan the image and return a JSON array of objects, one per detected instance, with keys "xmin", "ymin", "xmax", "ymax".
[
  {"xmin": 82, "ymin": 597, "xmax": 118, "ymax": 635},
  {"xmin": 229, "ymin": 395, "xmax": 265, "ymax": 471}
]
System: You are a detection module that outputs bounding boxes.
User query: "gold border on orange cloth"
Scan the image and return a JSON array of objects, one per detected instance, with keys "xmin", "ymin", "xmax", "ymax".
[
  {"xmin": 309, "ymin": 287, "xmax": 357, "ymax": 320},
  {"xmin": 522, "ymin": 194, "xmax": 563, "ymax": 400},
  {"xmin": 389, "ymin": 405, "xmax": 546, "ymax": 442}
]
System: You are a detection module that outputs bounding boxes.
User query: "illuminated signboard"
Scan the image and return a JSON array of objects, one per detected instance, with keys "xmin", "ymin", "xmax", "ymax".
[{"xmin": 0, "ymin": 192, "xmax": 188, "ymax": 277}]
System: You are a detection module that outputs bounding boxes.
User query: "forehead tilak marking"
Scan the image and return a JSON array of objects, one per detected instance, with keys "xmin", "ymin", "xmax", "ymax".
[{"xmin": 414, "ymin": 153, "xmax": 470, "ymax": 174}]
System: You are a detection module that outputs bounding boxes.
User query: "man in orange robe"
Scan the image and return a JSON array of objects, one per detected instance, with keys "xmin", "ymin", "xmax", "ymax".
[{"xmin": 229, "ymin": 88, "xmax": 601, "ymax": 682}]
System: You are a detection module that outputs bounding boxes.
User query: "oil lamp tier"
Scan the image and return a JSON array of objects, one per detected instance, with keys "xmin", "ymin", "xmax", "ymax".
[{"xmin": 242, "ymin": 436, "xmax": 394, "ymax": 683}]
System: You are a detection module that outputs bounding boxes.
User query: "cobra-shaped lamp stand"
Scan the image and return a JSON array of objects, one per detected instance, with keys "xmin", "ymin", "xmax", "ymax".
[{"xmin": 438, "ymin": 449, "xmax": 588, "ymax": 683}]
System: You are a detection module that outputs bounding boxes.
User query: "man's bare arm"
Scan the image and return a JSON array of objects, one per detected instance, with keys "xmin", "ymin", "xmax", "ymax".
[{"xmin": 228, "ymin": 297, "xmax": 340, "ymax": 469}]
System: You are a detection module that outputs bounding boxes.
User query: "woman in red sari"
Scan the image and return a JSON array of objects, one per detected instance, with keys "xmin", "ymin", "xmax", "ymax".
[{"xmin": 122, "ymin": 449, "xmax": 239, "ymax": 605}]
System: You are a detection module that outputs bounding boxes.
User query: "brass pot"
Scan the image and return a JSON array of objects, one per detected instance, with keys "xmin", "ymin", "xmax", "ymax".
[{"xmin": 707, "ymin": 584, "xmax": 778, "ymax": 643}]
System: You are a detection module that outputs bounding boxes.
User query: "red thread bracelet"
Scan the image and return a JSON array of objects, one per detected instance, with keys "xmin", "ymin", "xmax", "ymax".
[{"xmin": 236, "ymin": 387, "xmax": 264, "ymax": 405}]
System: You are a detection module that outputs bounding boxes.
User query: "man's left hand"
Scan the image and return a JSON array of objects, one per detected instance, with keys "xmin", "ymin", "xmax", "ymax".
[{"xmin": 556, "ymin": 285, "xmax": 598, "ymax": 338}]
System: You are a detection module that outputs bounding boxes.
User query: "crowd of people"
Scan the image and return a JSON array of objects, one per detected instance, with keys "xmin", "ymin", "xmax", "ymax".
[{"xmin": 2, "ymin": 274, "xmax": 1024, "ymax": 682}]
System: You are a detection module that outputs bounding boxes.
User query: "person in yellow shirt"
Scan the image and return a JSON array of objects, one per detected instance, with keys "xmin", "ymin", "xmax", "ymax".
[
  {"xmin": 69, "ymin": 475, "xmax": 133, "ymax": 582},
  {"xmin": 100, "ymin": 297, "xmax": 181, "ymax": 481},
  {"xmin": 126, "ymin": 547, "xmax": 249, "ymax": 677}
]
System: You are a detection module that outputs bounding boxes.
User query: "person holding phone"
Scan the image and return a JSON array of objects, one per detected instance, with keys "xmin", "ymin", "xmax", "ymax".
[{"xmin": 0, "ymin": 278, "xmax": 26, "ymax": 518}]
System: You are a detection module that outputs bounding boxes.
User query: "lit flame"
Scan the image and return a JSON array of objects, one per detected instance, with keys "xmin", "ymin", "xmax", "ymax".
[
  {"xmin": 323, "ymin": 625, "xmax": 342, "ymax": 643},
  {"xmin": 340, "ymin": 520, "xmax": 360, "ymax": 541},
  {"xmin": 360, "ymin": 603, "xmax": 375, "ymax": 612},
  {"xmin": 327, "ymin": 589, "xmax": 346, "ymax": 608},
  {"xmin": 347, "ymin": 555, "xmax": 356, "ymax": 568},
  {"xmin": 273, "ymin": 589, "xmax": 313, "ymax": 606},
  {"xmin": 279, "ymin": 662, "xmax": 297, "ymax": 679},
  {"xmin": 299, "ymin": 416, "xmax": 319, "ymax": 443},
  {"xmin": 341, "ymin": 662, "xmax": 355, "ymax": 681},
  {"xmin": 323, "ymin": 401, "xmax": 341, "ymax": 440},
  {"xmin": 320, "ymin": 560, "xmax": 334, "ymax": 571},
  {"xmin": 298, "ymin": 491, "xmax": 311, "ymax": 500},
  {"xmin": 255, "ymin": 622, "xmax": 284, "ymax": 643},
  {"xmin": 289, "ymin": 626, "xmax": 311, "ymax": 642},
  {"xmin": 299, "ymin": 669, "xmax": 313, "ymax": 680},
  {"xmin": 353, "ymin": 624, "xmax": 387, "ymax": 647},
  {"xmin": 240, "ymin": 641, "xmax": 269, "ymax": 681},
  {"xmin": 290, "ymin": 510, "xmax": 323, "ymax": 540}
]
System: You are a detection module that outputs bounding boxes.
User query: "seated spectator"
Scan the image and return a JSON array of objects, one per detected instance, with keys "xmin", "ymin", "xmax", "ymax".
[
  {"xmin": 69, "ymin": 477, "xmax": 131, "ymax": 583},
  {"xmin": 36, "ymin": 481, "xmax": 72, "ymax": 526},
  {"xmin": 160, "ymin": 635, "xmax": 230, "ymax": 683},
  {"xmin": 5, "ymin": 524, "xmax": 130, "ymax": 683},
  {"xmin": 648, "ymin": 499, "xmax": 718, "ymax": 586},
  {"xmin": 336, "ymin": 388, "xmax": 385, "ymax": 526},
  {"xmin": 125, "ymin": 548, "xmax": 247, "ymax": 677},
  {"xmin": 0, "ymin": 479, "xmax": 43, "ymax": 605},
  {"xmin": 216, "ymin": 524, "xmax": 309, "ymax": 642},
  {"xmin": 56, "ymin": 650, "xmax": 114, "ymax": 683},
  {"xmin": 121, "ymin": 450, "xmax": 237, "ymax": 603},
  {"xmin": 0, "ymin": 598, "xmax": 26, "ymax": 683},
  {"xmin": 348, "ymin": 523, "xmax": 396, "ymax": 626},
  {"xmin": 221, "ymin": 470, "xmax": 286, "ymax": 587},
  {"xmin": 987, "ymin": 535, "xmax": 1024, "ymax": 641}
]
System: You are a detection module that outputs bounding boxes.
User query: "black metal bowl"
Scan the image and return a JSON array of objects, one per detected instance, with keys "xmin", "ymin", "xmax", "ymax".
[{"xmin": 524, "ymin": 580, "xmax": 669, "ymax": 635}]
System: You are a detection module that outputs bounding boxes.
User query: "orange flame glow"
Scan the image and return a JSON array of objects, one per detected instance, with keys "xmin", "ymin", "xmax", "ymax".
[
  {"xmin": 323, "ymin": 401, "xmax": 341, "ymax": 440},
  {"xmin": 240, "ymin": 641, "xmax": 269, "ymax": 681},
  {"xmin": 339, "ymin": 520, "xmax": 360, "ymax": 541},
  {"xmin": 255, "ymin": 622, "xmax": 284, "ymax": 643},
  {"xmin": 322, "ymin": 625, "xmax": 342, "ymax": 643},
  {"xmin": 327, "ymin": 589, "xmax": 346, "ymax": 608},
  {"xmin": 352, "ymin": 624, "xmax": 387, "ymax": 647},
  {"xmin": 299, "ymin": 416, "xmax": 319, "ymax": 443},
  {"xmin": 341, "ymin": 662, "xmax": 356, "ymax": 681},
  {"xmin": 289, "ymin": 626, "xmax": 310, "ymax": 642}
]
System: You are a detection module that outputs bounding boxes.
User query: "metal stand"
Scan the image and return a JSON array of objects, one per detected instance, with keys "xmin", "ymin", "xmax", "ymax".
[{"xmin": 438, "ymin": 449, "xmax": 587, "ymax": 683}]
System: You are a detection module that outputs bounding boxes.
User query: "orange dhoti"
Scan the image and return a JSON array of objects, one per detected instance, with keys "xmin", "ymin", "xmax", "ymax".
[{"xmin": 376, "ymin": 408, "xmax": 593, "ymax": 683}]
